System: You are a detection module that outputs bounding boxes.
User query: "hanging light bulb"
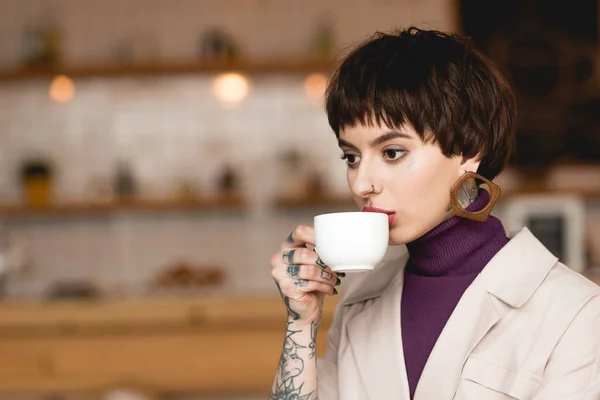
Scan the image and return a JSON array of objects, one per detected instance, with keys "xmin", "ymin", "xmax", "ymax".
[
  {"xmin": 49, "ymin": 74, "xmax": 75, "ymax": 103},
  {"xmin": 304, "ymin": 73, "xmax": 328, "ymax": 101},
  {"xmin": 213, "ymin": 73, "xmax": 250, "ymax": 105}
]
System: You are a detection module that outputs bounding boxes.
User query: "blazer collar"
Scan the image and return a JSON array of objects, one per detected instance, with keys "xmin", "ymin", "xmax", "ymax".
[
  {"xmin": 341, "ymin": 227, "xmax": 557, "ymax": 309},
  {"xmin": 478, "ymin": 227, "xmax": 558, "ymax": 308}
]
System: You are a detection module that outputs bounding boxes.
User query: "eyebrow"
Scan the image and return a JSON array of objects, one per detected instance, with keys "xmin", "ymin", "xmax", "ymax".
[{"xmin": 338, "ymin": 131, "xmax": 413, "ymax": 150}]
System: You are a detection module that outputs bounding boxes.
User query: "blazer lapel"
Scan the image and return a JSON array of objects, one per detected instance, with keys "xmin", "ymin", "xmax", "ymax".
[
  {"xmin": 346, "ymin": 266, "xmax": 411, "ymax": 399},
  {"xmin": 414, "ymin": 278, "xmax": 510, "ymax": 399}
]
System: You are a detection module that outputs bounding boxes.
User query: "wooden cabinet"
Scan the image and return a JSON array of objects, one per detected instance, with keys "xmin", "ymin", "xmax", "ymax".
[{"xmin": 0, "ymin": 295, "xmax": 340, "ymax": 397}]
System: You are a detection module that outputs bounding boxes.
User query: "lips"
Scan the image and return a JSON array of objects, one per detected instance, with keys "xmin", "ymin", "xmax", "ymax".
[{"xmin": 362, "ymin": 205, "xmax": 397, "ymax": 227}]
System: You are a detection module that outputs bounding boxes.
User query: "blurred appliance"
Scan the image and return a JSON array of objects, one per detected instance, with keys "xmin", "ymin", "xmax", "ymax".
[{"xmin": 500, "ymin": 194, "xmax": 586, "ymax": 272}]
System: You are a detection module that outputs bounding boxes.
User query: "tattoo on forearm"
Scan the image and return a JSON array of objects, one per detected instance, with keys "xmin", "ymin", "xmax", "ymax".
[
  {"xmin": 283, "ymin": 250, "xmax": 296, "ymax": 264},
  {"xmin": 309, "ymin": 320, "xmax": 318, "ymax": 360},
  {"xmin": 286, "ymin": 231, "xmax": 295, "ymax": 244},
  {"xmin": 309, "ymin": 299, "xmax": 322, "ymax": 360},
  {"xmin": 270, "ymin": 321, "xmax": 318, "ymax": 400},
  {"xmin": 287, "ymin": 265, "xmax": 300, "ymax": 278}
]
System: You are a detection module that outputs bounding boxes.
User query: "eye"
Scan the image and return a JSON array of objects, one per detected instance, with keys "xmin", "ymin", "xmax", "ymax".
[
  {"xmin": 383, "ymin": 149, "xmax": 407, "ymax": 162},
  {"xmin": 340, "ymin": 153, "xmax": 361, "ymax": 168}
]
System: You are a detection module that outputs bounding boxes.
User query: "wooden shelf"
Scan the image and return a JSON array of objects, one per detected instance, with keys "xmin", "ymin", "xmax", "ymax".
[
  {"xmin": 0, "ymin": 194, "xmax": 248, "ymax": 219},
  {"xmin": 0, "ymin": 58, "xmax": 337, "ymax": 82},
  {"xmin": 1, "ymin": 187, "xmax": 597, "ymax": 219},
  {"xmin": 274, "ymin": 193, "xmax": 355, "ymax": 210}
]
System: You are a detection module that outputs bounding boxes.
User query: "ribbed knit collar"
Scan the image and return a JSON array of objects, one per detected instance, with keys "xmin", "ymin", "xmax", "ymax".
[{"xmin": 405, "ymin": 190, "xmax": 509, "ymax": 277}]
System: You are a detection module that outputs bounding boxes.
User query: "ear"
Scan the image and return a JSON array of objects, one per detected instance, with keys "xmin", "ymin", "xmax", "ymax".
[{"xmin": 460, "ymin": 154, "xmax": 481, "ymax": 175}]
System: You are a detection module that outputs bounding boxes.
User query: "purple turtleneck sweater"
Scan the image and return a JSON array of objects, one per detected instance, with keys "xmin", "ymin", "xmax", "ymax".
[{"xmin": 401, "ymin": 190, "xmax": 509, "ymax": 399}]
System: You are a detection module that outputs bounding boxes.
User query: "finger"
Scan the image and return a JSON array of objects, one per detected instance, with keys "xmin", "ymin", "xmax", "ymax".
[
  {"xmin": 285, "ymin": 264, "xmax": 341, "ymax": 287},
  {"xmin": 281, "ymin": 225, "xmax": 315, "ymax": 250},
  {"xmin": 292, "ymin": 279, "xmax": 337, "ymax": 296},
  {"xmin": 281, "ymin": 247, "xmax": 313, "ymax": 266},
  {"xmin": 281, "ymin": 248, "xmax": 324, "ymax": 268},
  {"xmin": 315, "ymin": 256, "xmax": 345, "ymax": 277},
  {"xmin": 280, "ymin": 249, "xmax": 345, "ymax": 278}
]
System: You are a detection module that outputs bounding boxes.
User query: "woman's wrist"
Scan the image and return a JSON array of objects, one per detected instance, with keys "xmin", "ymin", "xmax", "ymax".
[
  {"xmin": 288, "ymin": 315, "xmax": 320, "ymax": 330},
  {"xmin": 287, "ymin": 312, "xmax": 322, "ymax": 335}
]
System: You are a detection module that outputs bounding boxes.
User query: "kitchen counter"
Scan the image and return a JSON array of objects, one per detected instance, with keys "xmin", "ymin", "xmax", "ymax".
[{"xmin": 0, "ymin": 294, "xmax": 340, "ymax": 397}]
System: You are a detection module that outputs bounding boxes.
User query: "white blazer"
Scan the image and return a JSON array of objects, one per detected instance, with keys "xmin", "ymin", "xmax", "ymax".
[{"xmin": 317, "ymin": 228, "xmax": 600, "ymax": 399}]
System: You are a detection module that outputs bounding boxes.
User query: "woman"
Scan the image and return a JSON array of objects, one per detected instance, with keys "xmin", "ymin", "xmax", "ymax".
[{"xmin": 269, "ymin": 27, "xmax": 600, "ymax": 400}]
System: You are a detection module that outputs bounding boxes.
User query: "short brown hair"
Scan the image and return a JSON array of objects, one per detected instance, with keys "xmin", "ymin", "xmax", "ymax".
[{"xmin": 325, "ymin": 27, "xmax": 517, "ymax": 180}]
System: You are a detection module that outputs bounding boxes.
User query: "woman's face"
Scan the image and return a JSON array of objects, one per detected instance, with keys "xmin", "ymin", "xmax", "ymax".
[{"xmin": 339, "ymin": 122, "xmax": 480, "ymax": 245}]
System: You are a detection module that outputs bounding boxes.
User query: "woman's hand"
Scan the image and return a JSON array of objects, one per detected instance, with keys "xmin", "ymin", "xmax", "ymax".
[{"xmin": 270, "ymin": 225, "xmax": 342, "ymax": 325}]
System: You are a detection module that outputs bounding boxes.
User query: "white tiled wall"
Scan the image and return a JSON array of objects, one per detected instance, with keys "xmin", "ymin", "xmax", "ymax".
[
  {"xmin": 0, "ymin": 74, "xmax": 360, "ymax": 297},
  {"xmin": 0, "ymin": 75, "xmax": 348, "ymax": 202}
]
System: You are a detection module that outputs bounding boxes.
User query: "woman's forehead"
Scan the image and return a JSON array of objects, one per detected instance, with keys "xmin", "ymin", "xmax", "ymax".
[{"xmin": 339, "ymin": 121, "xmax": 418, "ymax": 139}]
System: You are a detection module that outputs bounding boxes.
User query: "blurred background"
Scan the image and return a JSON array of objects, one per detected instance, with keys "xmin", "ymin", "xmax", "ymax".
[{"xmin": 0, "ymin": 0, "xmax": 598, "ymax": 399}]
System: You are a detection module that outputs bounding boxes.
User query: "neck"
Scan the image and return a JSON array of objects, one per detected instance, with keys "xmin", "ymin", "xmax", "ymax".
[{"xmin": 406, "ymin": 190, "xmax": 509, "ymax": 277}]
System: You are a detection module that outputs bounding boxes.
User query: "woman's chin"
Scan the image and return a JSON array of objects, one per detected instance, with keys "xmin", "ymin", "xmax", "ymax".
[{"xmin": 388, "ymin": 225, "xmax": 421, "ymax": 245}]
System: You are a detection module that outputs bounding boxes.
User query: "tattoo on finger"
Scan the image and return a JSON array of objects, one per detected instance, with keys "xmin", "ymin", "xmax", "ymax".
[
  {"xmin": 320, "ymin": 269, "xmax": 332, "ymax": 280},
  {"xmin": 316, "ymin": 257, "xmax": 327, "ymax": 270},
  {"xmin": 282, "ymin": 249, "xmax": 296, "ymax": 264},
  {"xmin": 294, "ymin": 279, "xmax": 308, "ymax": 287},
  {"xmin": 286, "ymin": 231, "xmax": 294, "ymax": 244},
  {"xmin": 287, "ymin": 264, "xmax": 300, "ymax": 278}
]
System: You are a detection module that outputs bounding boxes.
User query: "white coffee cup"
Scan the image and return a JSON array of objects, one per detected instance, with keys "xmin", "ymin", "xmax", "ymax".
[{"xmin": 314, "ymin": 212, "xmax": 389, "ymax": 272}]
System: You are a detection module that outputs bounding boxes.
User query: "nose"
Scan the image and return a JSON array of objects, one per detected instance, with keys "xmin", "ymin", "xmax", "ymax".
[{"xmin": 350, "ymin": 163, "xmax": 379, "ymax": 200}]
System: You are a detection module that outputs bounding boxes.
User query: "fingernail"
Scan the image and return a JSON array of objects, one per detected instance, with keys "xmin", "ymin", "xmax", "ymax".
[
  {"xmin": 333, "ymin": 288, "xmax": 338, "ymax": 295},
  {"xmin": 336, "ymin": 272, "xmax": 346, "ymax": 277},
  {"xmin": 336, "ymin": 278, "xmax": 341, "ymax": 286}
]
